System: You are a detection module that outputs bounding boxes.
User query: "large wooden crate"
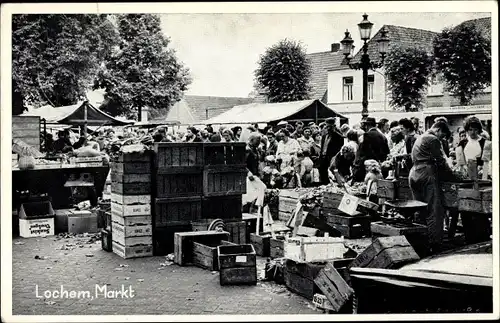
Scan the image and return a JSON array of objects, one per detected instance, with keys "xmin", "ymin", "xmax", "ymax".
[
  {"xmin": 203, "ymin": 143, "xmax": 246, "ymax": 167},
  {"xmin": 111, "ymin": 161, "xmax": 151, "ymax": 174},
  {"xmin": 156, "ymin": 168, "xmax": 203, "ymax": 198},
  {"xmin": 278, "ymin": 189, "xmax": 311, "ymax": 222},
  {"xmin": 174, "ymin": 230, "xmax": 230, "ymax": 266},
  {"xmin": 314, "ymin": 261, "xmax": 354, "ymax": 313},
  {"xmin": 154, "ymin": 197, "xmax": 202, "ymax": 227},
  {"xmin": 370, "ymin": 221, "xmax": 428, "ymax": 258},
  {"xmin": 203, "ymin": 166, "xmax": 247, "ymax": 197},
  {"xmin": 111, "ymin": 181, "xmax": 151, "ymax": 195},
  {"xmin": 154, "ymin": 143, "xmax": 204, "ymax": 168},
  {"xmin": 218, "ymin": 244, "xmax": 257, "ymax": 286},
  {"xmin": 284, "ymin": 236, "xmax": 347, "ymax": 262},
  {"xmin": 458, "ymin": 186, "xmax": 493, "ymax": 214},
  {"xmin": 112, "ymin": 241, "xmax": 153, "ymax": 259},
  {"xmin": 348, "ymin": 236, "xmax": 420, "ymax": 270},
  {"xmin": 249, "ymin": 233, "xmax": 271, "ymax": 257},
  {"xmin": 284, "ymin": 259, "xmax": 326, "ymax": 300},
  {"xmin": 192, "ymin": 240, "xmax": 236, "ymax": 271},
  {"xmin": 326, "ymin": 214, "xmax": 371, "ymax": 239},
  {"xmin": 111, "ymin": 172, "xmax": 151, "ymax": 184},
  {"xmin": 202, "ymin": 195, "xmax": 242, "ymax": 220},
  {"xmin": 153, "ymin": 224, "xmax": 192, "ymax": 256},
  {"xmin": 12, "ymin": 116, "xmax": 40, "ymax": 149}
]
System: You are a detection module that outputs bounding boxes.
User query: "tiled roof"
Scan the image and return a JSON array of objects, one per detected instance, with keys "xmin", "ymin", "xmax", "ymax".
[
  {"xmin": 456, "ymin": 17, "xmax": 491, "ymax": 41},
  {"xmin": 306, "ymin": 50, "xmax": 345, "ymax": 101},
  {"xmin": 183, "ymin": 95, "xmax": 255, "ymax": 122},
  {"xmin": 349, "ymin": 25, "xmax": 438, "ymax": 65}
]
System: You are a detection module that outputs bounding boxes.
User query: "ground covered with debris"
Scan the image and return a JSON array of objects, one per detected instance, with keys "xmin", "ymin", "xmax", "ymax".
[{"xmin": 12, "ymin": 233, "xmax": 319, "ymax": 315}]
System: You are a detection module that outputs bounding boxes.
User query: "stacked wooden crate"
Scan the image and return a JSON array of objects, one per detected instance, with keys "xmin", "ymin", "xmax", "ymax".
[
  {"xmin": 278, "ymin": 188, "xmax": 312, "ymax": 222},
  {"xmin": 201, "ymin": 143, "xmax": 247, "ymax": 243},
  {"xmin": 152, "ymin": 143, "xmax": 204, "ymax": 255},
  {"xmin": 110, "ymin": 152, "xmax": 153, "ymax": 259}
]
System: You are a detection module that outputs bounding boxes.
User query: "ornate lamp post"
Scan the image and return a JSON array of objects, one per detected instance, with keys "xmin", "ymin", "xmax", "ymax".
[{"xmin": 340, "ymin": 14, "xmax": 390, "ymax": 119}]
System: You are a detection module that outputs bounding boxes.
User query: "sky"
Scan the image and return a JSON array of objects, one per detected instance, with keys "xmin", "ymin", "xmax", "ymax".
[{"xmin": 159, "ymin": 12, "xmax": 492, "ymax": 98}]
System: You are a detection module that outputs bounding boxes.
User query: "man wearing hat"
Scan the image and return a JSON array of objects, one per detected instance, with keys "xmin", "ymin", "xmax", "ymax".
[
  {"xmin": 319, "ymin": 117, "xmax": 344, "ymax": 184},
  {"xmin": 351, "ymin": 117, "xmax": 390, "ymax": 182}
]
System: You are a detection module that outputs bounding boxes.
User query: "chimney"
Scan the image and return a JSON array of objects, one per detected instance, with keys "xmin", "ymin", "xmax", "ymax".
[
  {"xmin": 141, "ymin": 107, "xmax": 149, "ymax": 122},
  {"xmin": 331, "ymin": 43, "xmax": 340, "ymax": 52}
]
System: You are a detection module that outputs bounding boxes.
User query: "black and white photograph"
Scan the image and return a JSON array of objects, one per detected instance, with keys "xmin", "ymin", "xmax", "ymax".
[{"xmin": 1, "ymin": 1, "xmax": 498, "ymax": 321}]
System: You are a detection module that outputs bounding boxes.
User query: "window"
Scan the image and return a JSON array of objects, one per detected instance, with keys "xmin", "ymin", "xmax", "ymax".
[
  {"xmin": 428, "ymin": 74, "xmax": 444, "ymax": 95},
  {"xmin": 343, "ymin": 77, "xmax": 354, "ymax": 101},
  {"xmin": 368, "ymin": 75, "xmax": 375, "ymax": 100}
]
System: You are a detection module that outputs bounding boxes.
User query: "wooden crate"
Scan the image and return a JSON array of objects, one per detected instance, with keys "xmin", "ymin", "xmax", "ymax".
[
  {"xmin": 284, "ymin": 236, "xmax": 347, "ymax": 263},
  {"xmin": 314, "ymin": 262, "xmax": 354, "ymax": 312},
  {"xmin": 112, "ymin": 241, "xmax": 152, "ymax": 259},
  {"xmin": 101, "ymin": 229, "xmax": 112, "ymax": 252},
  {"xmin": 174, "ymin": 231, "xmax": 230, "ymax": 266},
  {"xmin": 322, "ymin": 191, "xmax": 345, "ymax": 209},
  {"xmin": 154, "ymin": 143, "xmax": 204, "ymax": 168},
  {"xmin": 111, "ymin": 172, "xmax": 151, "ymax": 184},
  {"xmin": 112, "ymin": 214, "xmax": 151, "ymax": 227},
  {"xmin": 218, "ymin": 244, "xmax": 257, "ymax": 285},
  {"xmin": 458, "ymin": 187, "xmax": 493, "ymax": 214},
  {"xmin": 396, "ymin": 177, "xmax": 413, "ymax": 200},
  {"xmin": 112, "ymin": 232, "xmax": 152, "ymax": 247},
  {"xmin": 12, "ymin": 116, "xmax": 40, "ymax": 150},
  {"xmin": 202, "ymin": 195, "xmax": 242, "ymax": 220},
  {"xmin": 377, "ymin": 179, "xmax": 398, "ymax": 200},
  {"xmin": 111, "ymin": 193, "xmax": 151, "ymax": 205},
  {"xmin": 348, "ymin": 236, "xmax": 420, "ymax": 270},
  {"xmin": 153, "ymin": 225, "xmax": 192, "ymax": 256},
  {"xmin": 270, "ymin": 236, "xmax": 286, "ymax": 258},
  {"xmin": 203, "ymin": 143, "xmax": 246, "ymax": 167},
  {"xmin": 249, "ymin": 233, "xmax": 271, "ymax": 257},
  {"xmin": 192, "ymin": 240, "xmax": 236, "ymax": 271},
  {"xmin": 111, "ymin": 217, "xmax": 152, "ymax": 239},
  {"xmin": 301, "ymin": 212, "xmax": 341, "ymax": 237},
  {"xmin": 111, "ymin": 202, "xmax": 151, "ymax": 217},
  {"xmin": 155, "ymin": 197, "xmax": 202, "ymax": 227},
  {"xmin": 370, "ymin": 221, "xmax": 428, "ymax": 258},
  {"xmin": 111, "ymin": 182, "xmax": 151, "ymax": 195},
  {"xmin": 116, "ymin": 152, "xmax": 152, "ymax": 163},
  {"xmin": 111, "ymin": 161, "xmax": 151, "ymax": 174},
  {"xmin": 284, "ymin": 259, "xmax": 326, "ymax": 300},
  {"xmin": 225, "ymin": 220, "xmax": 247, "ymax": 244},
  {"xmin": 326, "ymin": 214, "xmax": 371, "ymax": 239},
  {"xmin": 156, "ymin": 169, "xmax": 203, "ymax": 198},
  {"xmin": 203, "ymin": 166, "xmax": 247, "ymax": 197},
  {"xmin": 68, "ymin": 211, "xmax": 98, "ymax": 234}
]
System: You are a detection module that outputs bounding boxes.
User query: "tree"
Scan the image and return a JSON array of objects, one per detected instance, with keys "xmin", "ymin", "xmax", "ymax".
[
  {"xmin": 12, "ymin": 14, "xmax": 118, "ymax": 113},
  {"xmin": 254, "ymin": 39, "xmax": 312, "ymax": 103},
  {"xmin": 433, "ymin": 23, "xmax": 491, "ymax": 105},
  {"xmin": 94, "ymin": 14, "xmax": 191, "ymax": 120},
  {"xmin": 384, "ymin": 45, "xmax": 434, "ymax": 112}
]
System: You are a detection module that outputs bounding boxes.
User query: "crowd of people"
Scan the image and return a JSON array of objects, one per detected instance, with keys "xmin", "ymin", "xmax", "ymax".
[{"xmin": 40, "ymin": 113, "xmax": 492, "ymax": 252}]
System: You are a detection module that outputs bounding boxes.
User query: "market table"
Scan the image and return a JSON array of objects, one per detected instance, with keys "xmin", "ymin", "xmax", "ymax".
[{"xmin": 12, "ymin": 165, "xmax": 110, "ymax": 209}]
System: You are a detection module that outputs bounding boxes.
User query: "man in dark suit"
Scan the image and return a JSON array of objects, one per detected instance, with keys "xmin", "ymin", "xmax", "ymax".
[
  {"xmin": 352, "ymin": 117, "xmax": 390, "ymax": 182},
  {"xmin": 319, "ymin": 117, "xmax": 344, "ymax": 184}
]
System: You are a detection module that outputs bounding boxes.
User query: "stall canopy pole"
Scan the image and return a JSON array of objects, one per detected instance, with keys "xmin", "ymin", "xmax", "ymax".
[{"xmin": 83, "ymin": 102, "xmax": 88, "ymax": 145}]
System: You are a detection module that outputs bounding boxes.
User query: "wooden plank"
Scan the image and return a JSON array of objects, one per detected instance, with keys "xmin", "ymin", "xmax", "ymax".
[
  {"xmin": 112, "ymin": 241, "xmax": 153, "ymax": 259},
  {"xmin": 111, "ymin": 202, "xmax": 151, "ymax": 217},
  {"xmin": 173, "ymin": 231, "xmax": 230, "ymax": 266},
  {"xmin": 112, "ymin": 215, "xmax": 151, "ymax": 226},
  {"xmin": 111, "ymin": 173, "xmax": 151, "ymax": 184},
  {"xmin": 112, "ymin": 230, "xmax": 152, "ymax": 247},
  {"xmin": 314, "ymin": 263, "xmax": 354, "ymax": 312},
  {"xmin": 111, "ymin": 193, "xmax": 151, "ymax": 205},
  {"xmin": 111, "ymin": 162, "xmax": 151, "ymax": 174},
  {"xmin": 349, "ymin": 236, "xmax": 420, "ymax": 270},
  {"xmin": 111, "ymin": 182, "xmax": 150, "ymax": 195}
]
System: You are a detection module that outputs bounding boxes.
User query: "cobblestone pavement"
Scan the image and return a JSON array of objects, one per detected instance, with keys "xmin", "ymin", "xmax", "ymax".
[{"xmin": 11, "ymin": 234, "xmax": 319, "ymax": 316}]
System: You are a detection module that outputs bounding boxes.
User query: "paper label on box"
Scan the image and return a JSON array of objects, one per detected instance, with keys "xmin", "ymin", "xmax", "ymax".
[
  {"xmin": 235, "ymin": 256, "xmax": 247, "ymax": 263},
  {"xmin": 338, "ymin": 194, "xmax": 359, "ymax": 215}
]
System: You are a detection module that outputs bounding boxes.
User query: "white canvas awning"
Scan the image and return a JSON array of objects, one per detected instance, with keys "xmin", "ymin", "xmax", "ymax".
[{"xmin": 203, "ymin": 99, "xmax": 347, "ymax": 125}]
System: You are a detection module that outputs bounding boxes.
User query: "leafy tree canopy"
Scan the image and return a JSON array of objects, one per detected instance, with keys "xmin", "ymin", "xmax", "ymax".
[
  {"xmin": 254, "ymin": 39, "xmax": 312, "ymax": 103},
  {"xmin": 12, "ymin": 14, "xmax": 118, "ymax": 114},
  {"xmin": 94, "ymin": 14, "xmax": 191, "ymax": 120},
  {"xmin": 384, "ymin": 45, "xmax": 434, "ymax": 112},
  {"xmin": 433, "ymin": 23, "xmax": 491, "ymax": 105}
]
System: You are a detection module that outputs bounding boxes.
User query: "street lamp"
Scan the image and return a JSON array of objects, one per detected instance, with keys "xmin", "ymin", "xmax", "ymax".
[{"xmin": 340, "ymin": 14, "xmax": 390, "ymax": 119}]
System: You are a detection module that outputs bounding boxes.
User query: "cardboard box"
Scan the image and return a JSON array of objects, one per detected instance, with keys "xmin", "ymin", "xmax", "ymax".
[
  {"xmin": 68, "ymin": 210, "xmax": 98, "ymax": 234},
  {"xmin": 19, "ymin": 217, "xmax": 54, "ymax": 238},
  {"xmin": 19, "ymin": 201, "xmax": 55, "ymax": 219}
]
